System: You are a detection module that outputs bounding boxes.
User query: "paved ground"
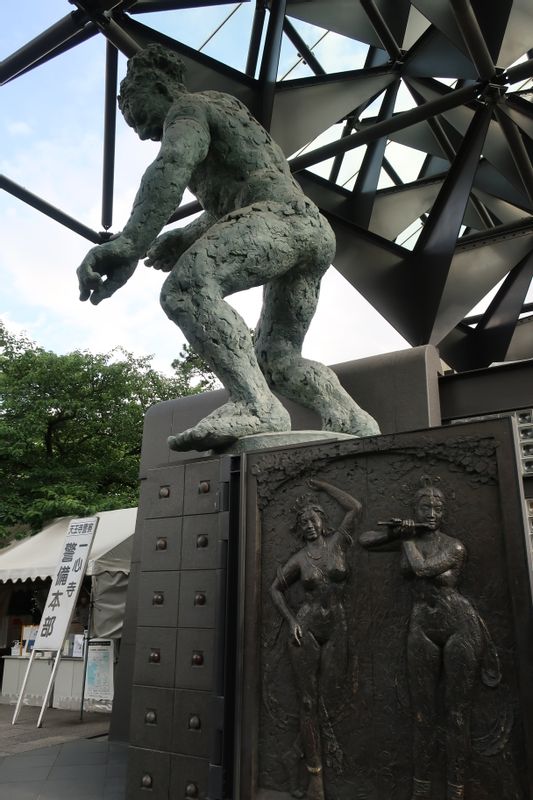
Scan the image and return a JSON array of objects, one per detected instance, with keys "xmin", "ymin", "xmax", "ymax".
[
  {"xmin": 0, "ymin": 704, "xmax": 110, "ymax": 755},
  {"xmin": 0, "ymin": 737, "xmax": 127, "ymax": 799},
  {"xmin": 0, "ymin": 705, "xmax": 127, "ymax": 799}
]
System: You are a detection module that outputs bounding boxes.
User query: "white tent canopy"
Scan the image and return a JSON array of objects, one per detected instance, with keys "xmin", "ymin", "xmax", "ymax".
[
  {"xmin": 0, "ymin": 508, "xmax": 137, "ymax": 583},
  {"xmin": 0, "ymin": 508, "xmax": 137, "ymax": 639}
]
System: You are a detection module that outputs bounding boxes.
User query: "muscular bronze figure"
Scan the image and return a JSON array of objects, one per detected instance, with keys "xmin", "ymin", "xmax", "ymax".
[{"xmin": 76, "ymin": 44, "xmax": 379, "ymax": 451}]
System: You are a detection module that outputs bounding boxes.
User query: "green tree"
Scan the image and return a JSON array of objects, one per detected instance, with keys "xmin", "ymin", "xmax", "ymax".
[
  {"xmin": 171, "ymin": 343, "xmax": 219, "ymax": 394},
  {"xmin": 0, "ymin": 322, "xmax": 216, "ymax": 541}
]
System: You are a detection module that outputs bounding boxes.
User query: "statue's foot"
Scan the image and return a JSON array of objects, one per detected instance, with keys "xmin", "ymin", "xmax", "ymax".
[
  {"xmin": 168, "ymin": 398, "xmax": 291, "ymax": 452},
  {"xmin": 410, "ymin": 777, "xmax": 432, "ymax": 799},
  {"xmin": 305, "ymin": 772, "xmax": 325, "ymax": 800},
  {"xmin": 322, "ymin": 402, "xmax": 380, "ymax": 438},
  {"xmin": 447, "ymin": 783, "xmax": 464, "ymax": 800}
]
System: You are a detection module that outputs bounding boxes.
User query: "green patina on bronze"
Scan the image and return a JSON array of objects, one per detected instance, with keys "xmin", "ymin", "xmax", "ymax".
[{"xmin": 77, "ymin": 44, "xmax": 379, "ymax": 451}]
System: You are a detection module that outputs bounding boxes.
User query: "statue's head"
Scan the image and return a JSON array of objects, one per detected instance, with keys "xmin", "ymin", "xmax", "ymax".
[
  {"xmin": 413, "ymin": 476, "xmax": 444, "ymax": 530},
  {"xmin": 118, "ymin": 44, "xmax": 186, "ymax": 140},
  {"xmin": 293, "ymin": 500, "xmax": 327, "ymax": 542}
]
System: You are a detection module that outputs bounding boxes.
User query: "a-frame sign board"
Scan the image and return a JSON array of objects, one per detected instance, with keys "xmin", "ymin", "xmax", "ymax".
[{"xmin": 12, "ymin": 516, "xmax": 99, "ymax": 728}]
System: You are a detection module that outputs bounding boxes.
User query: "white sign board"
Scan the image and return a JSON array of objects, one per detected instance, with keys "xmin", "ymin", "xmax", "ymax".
[
  {"xmin": 85, "ymin": 640, "xmax": 114, "ymax": 701},
  {"xmin": 34, "ymin": 517, "xmax": 98, "ymax": 651},
  {"xmin": 13, "ymin": 516, "xmax": 99, "ymax": 728}
]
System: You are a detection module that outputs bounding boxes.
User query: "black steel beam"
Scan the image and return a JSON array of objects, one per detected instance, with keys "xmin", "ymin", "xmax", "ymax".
[
  {"xmin": 401, "ymin": 77, "xmax": 529, "ymax": 198},
  {"xmin": 0, "ymin": 10, "xmax": 90, "ymax": 84},
  {"xmin": 3, "ymin": 24, "xmax": 99, "ymax": 86},
  {"xmin": 494, "ymin": 104, "xmax": 533, "ymax": 205},
  {"xmin": 118, "ymin": 13, "xmax": 256, "ymax": 86},
  {"xmin": 475, "ymin": 158, "xmax": 532, "ymax": 213},
  {"xmin": 382, "ymin": 157, "xmax": 405, "ymax": 187},
  {"xmin": 439, "ymin": 358, "xmax": 533, "ymax": 420},
  {"xmin": 289, "ymin": 82, "xmax": 480, "ymax": 172},
  {"xmin": 90, "ymin": 12, "xmax": 144, "ymax": 57},
  {"xmin": 129, "ymin": 0, "xmax": 242, "ymax": 10},
  {"xmin": 418, "ymin": 154, "xmax": 434, "ymax": 180},
  {"xmin": 323, "ymin": 212, "xmax": 423, "ymax": 344},
  {"xmin": 401, "ymin": 23, "xmax": 478, "ymax": 82},
  {"xmin": 327, "ymin": 47, "xmax": 390, "ymax": 183},
  {"xmin": 364, "ymin": 44, "xmax": 392, "ymax": 70},
  {"xmin": 504, "ymin": 96, "xmax": 533, "ymax": 135},
  {"xmin": 412, "ymin": 104, "xmax": 493, "ymax": 343},
  {"xmin": 448, "ymin": 0, "xmax": 496, "ymax": 80},
  {"xmin": 408, "ymin": 94, "xmax": 495, "ymax": 229},
  {"xmin": 437, "ymin": 323, "xmax": 483, "ymax": 372},
  {"xmin": 246, "ymin": 1, "xmax": 266, "ymax": 78},
  {"xmin": 473, "ymin": 251, "xmax": 533, "ymax": 365},
  {"xmin": 0, "ymin": 175, "xmax": 102, "ymax": 244},
  {"xmin": 167, "ymin": 199, "xmax": 203, "ymax": 224},
  {"xmin": 359, "ymin": 0, "xmax": 403, "ymax": 63},
  {"xmin": 328, "ymin": 117, "xmax": 353, "ymax": 183},
  {"xmin": 465, "ymin": 302, "xmax": 533, "ymax": 326},
  {"xmin": 351, "ymin": 81, "xmax": 400, "ymax": 228},
  {"xmin": 257, "ymin": 0, "xmax": 286, "ymax": 129},
  {"xmin": 102, "ymin": 41, "xmax": 119, "ymax": 231},
  {"xmin": 458, "ymin": 216, "xmax": 533, "ymax": 246},
  {"xmin": 282, "ymin": 18, "xmax": 325, "ymax": 76},
  {"xmin": 506, "ymin": 57, "xmax": 533, "ymax": 85}
]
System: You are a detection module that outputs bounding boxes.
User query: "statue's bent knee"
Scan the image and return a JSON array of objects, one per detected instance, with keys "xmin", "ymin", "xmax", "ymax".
[
  {"xmin": 160, "ymin": 273, "xmax": 194, "ymax": 319},
  {"xmin": 159, "ymin": 279, "xmax": 176, "ymax": 318}
]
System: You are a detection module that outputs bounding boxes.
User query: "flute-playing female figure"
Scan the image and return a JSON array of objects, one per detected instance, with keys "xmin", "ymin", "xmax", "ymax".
[{"xmin": 360, "ymin": 479, "xmax": 500, "ymax": 800}]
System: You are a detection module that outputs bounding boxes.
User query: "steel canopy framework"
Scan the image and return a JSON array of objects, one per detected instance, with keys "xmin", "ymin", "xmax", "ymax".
[{"xmin": 2, "ymin": 0, "xmax": 533, "ymax": 371}]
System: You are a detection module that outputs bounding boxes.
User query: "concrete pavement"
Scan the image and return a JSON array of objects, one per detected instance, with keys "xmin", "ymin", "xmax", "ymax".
[{"xmin": 0, "ymin": 706, "xmax": 127, "ymax": 800}]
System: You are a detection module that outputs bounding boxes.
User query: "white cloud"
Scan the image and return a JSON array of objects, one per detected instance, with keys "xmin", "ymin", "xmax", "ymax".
[
  {"xmin": 6, "ymin": 121, "xmax": 32, "ymax": 136},
  {"xmin": 312, "ymin": 31, "xmax": 368, "ymax": 73}
]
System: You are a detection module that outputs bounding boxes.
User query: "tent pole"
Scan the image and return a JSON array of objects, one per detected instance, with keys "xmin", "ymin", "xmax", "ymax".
[{"xmin": 80, "ymin": 580, "xmax": 94, "ymax": 721}]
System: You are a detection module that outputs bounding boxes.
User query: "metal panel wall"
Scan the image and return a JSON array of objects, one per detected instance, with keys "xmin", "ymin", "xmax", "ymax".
[{"xmin": 126, "ymin": 457, "xmax": 237, "ymax": 800}]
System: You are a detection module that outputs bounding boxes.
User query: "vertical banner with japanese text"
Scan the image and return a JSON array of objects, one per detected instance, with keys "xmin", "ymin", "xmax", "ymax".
[{"xmin": 34, "ymin": 517, "xmax": 98, "ymax": 652}]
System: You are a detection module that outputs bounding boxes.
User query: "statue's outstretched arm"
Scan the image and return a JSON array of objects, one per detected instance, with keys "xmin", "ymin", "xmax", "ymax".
[
  {"xmin": 145, "ymin": 211, "xmax": 216, "ymax": 272},
  {"xmin": 359, "ymin": 518, "xmax": 412, "ymax": 549},
  {"xmin": 77, "ymin": 110, "xmax": 211, "ymax": 305},
  {"xmin": 121, "ymin": 114, "xmax": 210, "ymax": 254},
  {"xmin": 308, "ymin": 478, "xmax": 362, "ymax": 536}
]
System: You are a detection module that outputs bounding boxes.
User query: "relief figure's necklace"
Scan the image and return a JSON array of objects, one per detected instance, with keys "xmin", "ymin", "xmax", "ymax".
[{"xmin": 306, "ymin": 536, "xmax": 326, "ymax": 562}]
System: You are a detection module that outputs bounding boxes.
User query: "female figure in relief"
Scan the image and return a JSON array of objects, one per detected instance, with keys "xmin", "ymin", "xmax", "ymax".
[
  {"xmin": 360, "ymin": 478, "xmax": 501, "ymax": 800},
  {"xmin": 270, "ymin": 478, "xmax": 361, "ymax": 800}
]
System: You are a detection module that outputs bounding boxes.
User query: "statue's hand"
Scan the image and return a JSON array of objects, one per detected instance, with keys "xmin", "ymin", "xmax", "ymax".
[
  {"xmin": 290, "ymin": 621, "xmax": 303, "ymax": 647},
  {"xmin": 307, "ymin": 478, "xmax": 328, "ymax": 492},
  {"xmin": 145, "ymin": 229, "xmax": 186, "ymax": 272},
  {"xmin": 394, "ymin": 518, "xmax": 416, "ymax": 538},
  {"xmin": 77, "ymin": 237, "xmax": 138, "ymax": 305}
]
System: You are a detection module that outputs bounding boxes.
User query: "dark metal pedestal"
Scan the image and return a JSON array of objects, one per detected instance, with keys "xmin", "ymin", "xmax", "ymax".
[
  {"xmin": 120, "ymin": 417, "xmax": 533, "ymax": 800},
  {"xmin": 238, "ymin": 419, "xmax": 533, "ymax": 800},
  {"xmin": 125, "ymin": 457, "xmax": 240, "ymax": 800}
]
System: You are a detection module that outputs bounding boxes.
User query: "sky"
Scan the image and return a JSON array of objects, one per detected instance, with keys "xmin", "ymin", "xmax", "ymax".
[{"xmin": 0, "ymin": 1, "xmax": 412, "ymax": 375}]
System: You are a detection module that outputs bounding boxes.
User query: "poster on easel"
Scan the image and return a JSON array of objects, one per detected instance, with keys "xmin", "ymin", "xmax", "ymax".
[
  {"xmin": 12, "ymin": 516, "xmax": 99, "ymax": 727},
  {"xmin": 85, "ymin": 639, "xmax": 114, "ymax": 702}
]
